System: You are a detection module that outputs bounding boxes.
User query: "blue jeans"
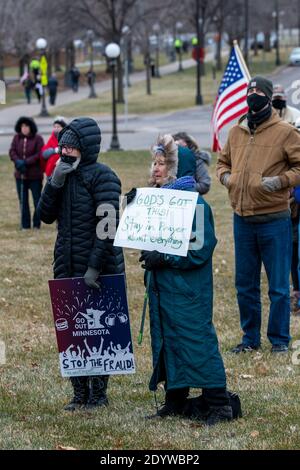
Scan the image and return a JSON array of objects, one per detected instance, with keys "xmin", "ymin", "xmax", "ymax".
[
  {"xmin": 234, "ymin": 214, "xmax": 292, "ymax": 347},
  {"xmin": 16, "ymin": 178, "xmax": 42, "ymax": 229}
]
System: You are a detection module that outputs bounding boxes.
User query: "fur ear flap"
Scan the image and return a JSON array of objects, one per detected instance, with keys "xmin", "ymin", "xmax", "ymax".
[{"xmin": 149, "ymin": 134, "xmax": 178, "ymax": 186}]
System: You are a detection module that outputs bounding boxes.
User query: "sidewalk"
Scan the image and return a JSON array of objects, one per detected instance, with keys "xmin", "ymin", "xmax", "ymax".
[{"xmin": 0, "ymin": 58, "xmax": 199, "ymax": 131}]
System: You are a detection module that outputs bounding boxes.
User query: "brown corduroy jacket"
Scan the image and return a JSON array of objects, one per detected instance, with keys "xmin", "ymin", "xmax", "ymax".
[{"xmin": 216, "ymin": 110, "xmax": 300, "ymax": 216}]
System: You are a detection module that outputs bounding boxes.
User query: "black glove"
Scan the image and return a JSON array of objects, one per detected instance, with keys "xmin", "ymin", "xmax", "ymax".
[
  {"xmin": 15, "ymin": 159, "xmax": 26, "ymax": 174},
  {"xmin": 139, "ymin": 250, "xmax": 169, "ymax": 270},
  {"xmin": 84, "ymin": 267, "xmax": 101, "ymax": 289},
  {"xmin": 122, "ymin": 188, "xmax": 137, "ymax": 209}
]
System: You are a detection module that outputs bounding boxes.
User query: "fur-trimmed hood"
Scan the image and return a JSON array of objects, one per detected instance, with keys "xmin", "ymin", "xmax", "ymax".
[
  {"xmin": 149, "ymin": 134, "xmax": 178, "ymax": 187},
  {"xmin": 149, "ymin": 135, "xmax": 197, "ymax": 187},
  {"xmin": 15, "ymin": 116, "xmax": 38, "ymax": 136}
]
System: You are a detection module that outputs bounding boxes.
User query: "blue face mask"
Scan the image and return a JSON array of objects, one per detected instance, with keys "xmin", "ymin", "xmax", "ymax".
[{"xmin": 247, "ymin": 93, "xmax": 270, "ymax": 112}]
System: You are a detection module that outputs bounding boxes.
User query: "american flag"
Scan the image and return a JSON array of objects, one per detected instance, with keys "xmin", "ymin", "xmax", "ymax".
[{"xmin": 212, "ymin": 43, "xmax": 251, "ymax": 151}]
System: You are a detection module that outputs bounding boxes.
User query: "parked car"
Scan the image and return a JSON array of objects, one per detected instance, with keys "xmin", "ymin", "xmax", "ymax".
[{"xmin": 289, "ymin": 48, "xmax": 300, "ymax": 66}]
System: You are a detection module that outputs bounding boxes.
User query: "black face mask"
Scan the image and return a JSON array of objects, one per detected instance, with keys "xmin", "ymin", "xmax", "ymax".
[
  {"xmin": 247, "ymin": 93, "xmax": 270, "ymax": 113},
  {"xmin": 272, "ymin": 99, "xmax": 286, "ymax": 111},
  {"xmin": 61, "ymin": 155, "xmax": 78, "ymax": 165}
]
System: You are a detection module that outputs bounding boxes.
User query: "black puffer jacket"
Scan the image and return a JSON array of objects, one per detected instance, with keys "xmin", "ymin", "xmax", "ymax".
[{"xmin": 38, "ymin": 117, "xmax": 125, "ymax": 279}]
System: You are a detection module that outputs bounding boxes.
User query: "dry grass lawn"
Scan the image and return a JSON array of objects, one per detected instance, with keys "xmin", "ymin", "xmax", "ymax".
[{"xmin": 0, "ymin": 151, "xmax": 299, "ymax": 450}]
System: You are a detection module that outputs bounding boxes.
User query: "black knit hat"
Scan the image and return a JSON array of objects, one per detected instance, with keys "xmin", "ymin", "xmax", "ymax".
[
  {"xmin": 247, "ymin": 75, "xmax": 273, "ymax": 101},
  {"xmin": 58, "ymin": 129, "xmax": 81, "ymax": 149}
]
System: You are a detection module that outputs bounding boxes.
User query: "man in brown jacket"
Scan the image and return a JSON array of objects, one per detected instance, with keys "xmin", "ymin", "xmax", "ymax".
[{"xmin": 217, "ymin": 75, "xmax": 300, "ymax": 354}]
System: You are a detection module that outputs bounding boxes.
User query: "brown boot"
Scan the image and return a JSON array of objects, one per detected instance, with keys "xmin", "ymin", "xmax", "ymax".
[{"xmin": 291, "ymin": 291, "xmax": 300, "ymax": 315}]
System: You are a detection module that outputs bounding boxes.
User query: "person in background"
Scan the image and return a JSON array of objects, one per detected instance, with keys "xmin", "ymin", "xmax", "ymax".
[
  {"xmin": 290, "ymin": 117, "xmax": 300, "ymax": 315},
  {"xmin": 34, "ymin": 75, "xmax": 43, "ymax": 103},
  {"xmin": 172, "ymin": 132, "xmax": 211, "ymax": 195},
  {"xmin": 48, "ymin": 74, "xmax": 59, "ymax": 106},
  {"xmin": 272, "ymin": 83, "xmax": 300, "ymax": 125},
  {"xmin": 70, "ymin": 66, "xmax": 80, "ymax": 92},
  {"xmin": 292, "ymin": 184, "xmax": 300, "ymax": 315},
  {"xmin": 40, "ymin": 117, "xmax": 67, "ymax": 178},
  {"xmin": 29, "ymin": 58, "xmax": 40, "ymax": 83},
  {"xmin": 272, "ymin": 87, "xmax": 300, "ymax": 314},
  {"xmin": 20, "ymin": 72, "xmax": 34, "ymax": 104},
  {"xmin": 9, "ymin": 117, "xmax": 44, "ymax": 229}
]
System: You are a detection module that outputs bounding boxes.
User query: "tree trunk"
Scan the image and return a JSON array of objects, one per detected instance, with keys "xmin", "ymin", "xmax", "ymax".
[
  {"xmin": 128, "ymin": 36, "xmax": 134, "ymax": 73},
  {"xmin": 253, "ymin": 32, "xmax": 258, "ymax": 57},
  {"xmin": 0, "ymin": 51, "xmax": 4, "ymax": 81},
  {"xmin": 264, "ymin": 32, "xmax": 271, "ymax": 52},
  {"xmin": 55, "ymin": 49, "xmax": 62, "ymax": 72},
  {"xmin": 216, "ymin": 31, "xmax": 222, "ymax": 71},
  {"xmin": 117, "ymin": 56, "xmax": 124, "ymax": 103},
  {"xmin": 64, "ymin": 42, "xmax": 72, "ymax": 87},
  {"xmin": 70, "ymin": 41, "xmax": 76, "ymax": 68},
  {"xmin": 145, "ymin": 52, "xmax": 151, "ymax": 96}
]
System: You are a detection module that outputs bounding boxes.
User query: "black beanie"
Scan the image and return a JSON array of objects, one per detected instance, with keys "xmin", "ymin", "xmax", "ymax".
[
  {"xmin": 58, "ymin": 129, "xmax": 81, "ymax": 149},
  {"xmin": 247, "ymin": 75, "xmax": 273, "ymax": 101}
]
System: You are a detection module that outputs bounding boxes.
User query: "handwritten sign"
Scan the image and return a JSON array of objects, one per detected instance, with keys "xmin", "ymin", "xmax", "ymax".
[
  {"xmin": 114, "ymin": 188, "xmax": 198, "ymax": 257},
  {"xmin": 48, "ymin": 274, "xmax": 135, "ymax": 378}
]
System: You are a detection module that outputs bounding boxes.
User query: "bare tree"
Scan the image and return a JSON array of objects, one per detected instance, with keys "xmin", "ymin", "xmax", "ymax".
[{"xmin": 0, "ymin": 0, "xmax": 15, "ymax": 80}]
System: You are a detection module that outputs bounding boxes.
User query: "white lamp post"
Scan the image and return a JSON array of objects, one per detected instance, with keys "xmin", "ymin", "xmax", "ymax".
[{"xmin": 105, "ymin": 43, "xmax": 121, "ymax": 151}]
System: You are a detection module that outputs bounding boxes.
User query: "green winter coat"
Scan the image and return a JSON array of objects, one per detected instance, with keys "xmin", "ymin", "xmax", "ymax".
[{"xmin": 148, "ymin": 194, "xmax": 227, "ymax": 392}]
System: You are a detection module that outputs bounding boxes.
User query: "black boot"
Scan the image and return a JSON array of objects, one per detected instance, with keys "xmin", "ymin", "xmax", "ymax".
[
  {"xmin": 64, "ymin": 377, "xmax": 89, "ymax": 411},
  {"xmin": 183, "ymin": 395, "xmax": 210, "ymax": 420},
  {"xmin": 85, "ymin": 375, "xmax": 109, "ymax": 409},
  {"xmin": 146, "ymin": 387, "xmax": 189, "ymax": 419},
  {"xmin": 183, "ymin": 390, "xmax": 242, "ymax": 422},
  {"xmin": 203, "ymin": 388, "xmax": 234, "ymax": 426},
  {"xmin": 206, "ymin": 405, "xmax": 233, "ymax": 426}
]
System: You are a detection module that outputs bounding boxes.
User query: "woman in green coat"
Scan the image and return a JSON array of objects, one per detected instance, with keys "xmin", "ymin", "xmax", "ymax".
[{"xmin": 139, "ymin": 135, "xmax": 235, "ymax": 425}]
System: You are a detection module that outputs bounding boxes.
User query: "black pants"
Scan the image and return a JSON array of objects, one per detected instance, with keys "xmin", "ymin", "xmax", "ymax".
[
  {"xmin": 24, "ymin": 89, "xmax": 31, "ymax": 104},
  {"xmin": 16, "ymin": 178, "xmax": 42, "ymax": 229},
  {"xmin": 49, "ymin": 91, "xmax": 57, "ymax": 105}
]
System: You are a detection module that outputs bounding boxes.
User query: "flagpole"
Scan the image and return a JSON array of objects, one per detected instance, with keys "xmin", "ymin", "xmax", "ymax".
[{"xmin": 233, "ymin": 39, "xmax": 251, "ymax": 81}]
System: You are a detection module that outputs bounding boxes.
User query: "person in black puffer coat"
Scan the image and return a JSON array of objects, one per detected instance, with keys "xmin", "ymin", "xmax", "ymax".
[{"xmin": 38, "ymin": 117, "xmax": 125, "ymax": 411}]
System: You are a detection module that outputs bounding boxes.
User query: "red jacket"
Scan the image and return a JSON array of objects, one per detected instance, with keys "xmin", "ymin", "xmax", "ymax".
[
  {"xmin": 41, "ymin": 131, "xmax": 60, "ymax": 176},
  {"xmin": 9, "ymin": 133, "xmax": 44, "ymax": 180}
]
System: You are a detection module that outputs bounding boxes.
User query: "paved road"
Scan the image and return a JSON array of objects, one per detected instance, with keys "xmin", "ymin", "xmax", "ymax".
[
  {"xmin": 270, "ymin": 64, "xmax": 300, "ymax": 106},
  {"xmin": 0, "ymin": 58, "xmax": 299, "ymax": 154}
]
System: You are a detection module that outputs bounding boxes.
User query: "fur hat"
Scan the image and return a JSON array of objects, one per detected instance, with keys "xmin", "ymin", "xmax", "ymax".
[
  {"xmin": 149, "ymin": 134, "xmax": 178, "ymax": 186},
  {"xmin": 15, "ymin": 116, "xmax": 37, "ymax": 136}
]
